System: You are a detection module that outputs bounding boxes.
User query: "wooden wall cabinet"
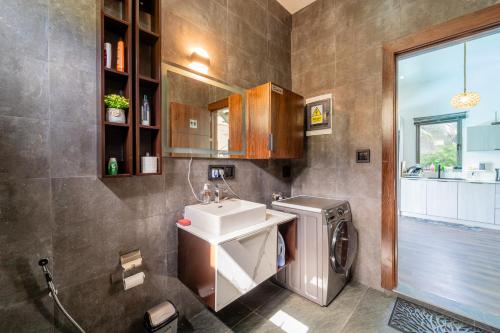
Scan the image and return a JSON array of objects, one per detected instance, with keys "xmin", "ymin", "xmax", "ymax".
[{"xmin": 246, "ymin": 83, "xmax": 304, "ymax": 159}]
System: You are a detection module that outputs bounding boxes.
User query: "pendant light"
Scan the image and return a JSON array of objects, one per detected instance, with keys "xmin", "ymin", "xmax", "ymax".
[{"xmin": 450, "ymin": 42, "xmax": 480, "ymax": 109}]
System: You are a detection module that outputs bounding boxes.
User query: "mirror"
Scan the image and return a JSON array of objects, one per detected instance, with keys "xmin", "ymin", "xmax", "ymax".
[{"xmin": 162, "ymin": 63, "xmax": 246, "ymax": 158}]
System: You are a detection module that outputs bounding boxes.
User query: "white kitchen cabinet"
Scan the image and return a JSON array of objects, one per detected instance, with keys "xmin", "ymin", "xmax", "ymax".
[
  {"xmin": 496, "ymin": 185, "xmax": 500, "ymax": 208},
  {"xmin": 458, "ymin": 183, "xmax": 495, "ymax": 224},
  {"xmin": 467, "ymin": 125, "xmax": 500, "ymax": 151},
  {"xmin": 400, "ymin": 178, "xmax": 427, "ymax": 214},
  {"xmin": 426, "ymin": 180, "xmax": 458, "ymax": 219},
  {"xmin": 216, "ymin": 226, "xmax": 277, "ymax": 311}
]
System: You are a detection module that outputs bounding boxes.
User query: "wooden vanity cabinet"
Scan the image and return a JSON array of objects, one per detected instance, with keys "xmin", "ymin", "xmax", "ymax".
[
  {"xmin": 246, "ymin": 83, "xmax": 304, "ymax": 159},
  {"xmin": 178, "ymin": 218, "xmax": 297, "ymax": 312},
  {"xmin": 178, "ymin": 226, "xmax": 277, "ymax": 312}
]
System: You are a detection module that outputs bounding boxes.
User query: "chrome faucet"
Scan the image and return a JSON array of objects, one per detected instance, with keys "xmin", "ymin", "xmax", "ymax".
[
  {"xmin": 214, "ymin": 185, "xmax": 228, "ymax": 203},
  {"xmin": 437, "ymin": 164, "xmax": 442, "ymax": 179}
]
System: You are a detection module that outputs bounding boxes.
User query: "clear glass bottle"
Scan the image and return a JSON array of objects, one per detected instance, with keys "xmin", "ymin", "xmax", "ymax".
[
  {"xmin": 201, "ymin": 184, "xmax": 212, "ymax": 204},
  {"xmin": 141, "ymin": 95, "xmax": 150, "ymax": 126}
]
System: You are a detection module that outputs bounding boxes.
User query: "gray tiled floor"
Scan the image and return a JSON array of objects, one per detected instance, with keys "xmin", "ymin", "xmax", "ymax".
[{"xmin": 179, "ymin": 281, "xmax": 399, "ymax": 333}]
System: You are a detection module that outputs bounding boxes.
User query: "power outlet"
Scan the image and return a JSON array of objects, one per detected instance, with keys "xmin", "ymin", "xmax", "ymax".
[{"xmin": 208, "ymin": 165, "xmax": 235, "ymax": 180}]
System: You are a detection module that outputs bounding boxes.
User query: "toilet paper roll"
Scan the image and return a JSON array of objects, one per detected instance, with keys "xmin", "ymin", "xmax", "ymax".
[
  {"xmin": 141, "ymin": 156, "xmax": 158, "ymax": 174},
  {"xmin": 123, "ymin": 272, "xmax": 145, "ymax": 290}
]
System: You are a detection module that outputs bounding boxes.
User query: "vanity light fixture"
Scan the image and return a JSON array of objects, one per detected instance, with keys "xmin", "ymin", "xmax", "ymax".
[
  {"xmin": 450, "ymin": 42, "xmax": 480, "ymax": 109},
  {"xmin": 188, "ymin": 48, "xmax": 210, "ymax": 74}
]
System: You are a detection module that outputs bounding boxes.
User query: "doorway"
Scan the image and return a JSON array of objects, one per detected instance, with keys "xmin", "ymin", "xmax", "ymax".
[
  {"xmin": 396, "ymin": 29, "xmax": 500, "ymax": 328},
  {"xmin": 382, "ymin": 5, "xmax": 500, "ymax": 326}
]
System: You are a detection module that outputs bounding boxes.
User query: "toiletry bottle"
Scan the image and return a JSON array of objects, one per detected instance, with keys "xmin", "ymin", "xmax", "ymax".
[
  {"xmin": 104, "ymin": 42, "xmax": 112, "ymax": 69},
  {"xmin": 108, "ymin": 157, "xmax": 118, "ymax": 175},
  {"xmin": 141, "ymin": 95, "xmax": 150, "ymax": 126},
  {"xmin": 117, "ymin": 38, "xmax": 125, "ymax": 72},
  {"xmin": 201, "ymin": 184, "xmax": 211, "ymax": 204}
]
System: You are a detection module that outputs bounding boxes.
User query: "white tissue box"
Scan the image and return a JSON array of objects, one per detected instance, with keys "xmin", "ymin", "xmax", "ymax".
[{"xmin": 141, "ymin": 156, "xmax": 158, "ymax": 174}]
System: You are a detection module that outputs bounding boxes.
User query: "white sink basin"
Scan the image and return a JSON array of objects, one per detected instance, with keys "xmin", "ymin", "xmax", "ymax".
[{"xmin": 184, "ymin": 199, "xmax": 267, "ymax": 236}]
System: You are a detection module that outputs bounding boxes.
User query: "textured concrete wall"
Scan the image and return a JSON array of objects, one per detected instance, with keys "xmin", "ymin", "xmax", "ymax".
[
  {"xmin": 0, "ymin": 0, "xmax": 291, "ymax": 331},
  {"xmin": 290, "ymin": 0, "xmax": 500, "ymax": 290}
]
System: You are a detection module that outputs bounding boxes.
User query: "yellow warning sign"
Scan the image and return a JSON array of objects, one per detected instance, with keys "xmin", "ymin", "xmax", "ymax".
[{"xmin": 311, "ymin": 105, "xmax": 323, "ymax": 125}]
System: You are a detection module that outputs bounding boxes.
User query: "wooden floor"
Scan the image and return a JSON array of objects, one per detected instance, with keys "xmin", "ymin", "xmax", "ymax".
[{"xmin": 398, "ymin": 216, "xmax": 500, "ymax": 319}]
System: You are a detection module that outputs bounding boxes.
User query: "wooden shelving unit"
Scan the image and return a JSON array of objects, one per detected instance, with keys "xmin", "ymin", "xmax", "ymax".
[
  {"xmin": 133, "ymin": 0, "xmax": 162, "ymax": 175},
  {"xmin": 99, "ymin": 0, "xmax": 162, "ymax": 177},
  {"xmin": 100, "ymin": 0, "xmax": 133, "ymax": 177}
]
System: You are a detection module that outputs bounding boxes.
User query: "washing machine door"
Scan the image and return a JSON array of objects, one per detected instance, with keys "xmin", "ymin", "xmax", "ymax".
[{"xmin": 330, "ymin": 220, "xmax": 358, "ymax": 275}]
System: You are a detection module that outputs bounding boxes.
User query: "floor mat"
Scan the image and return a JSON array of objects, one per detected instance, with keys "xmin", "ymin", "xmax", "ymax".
[{"xmin": 388, "ymin": 298, "xmax": 488, "ymax": 333}]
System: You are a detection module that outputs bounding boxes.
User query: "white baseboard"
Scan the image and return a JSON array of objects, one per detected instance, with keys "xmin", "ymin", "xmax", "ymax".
[{"xmin": 400, "ymin": 212, "xmax": 500, "ymax": 231}]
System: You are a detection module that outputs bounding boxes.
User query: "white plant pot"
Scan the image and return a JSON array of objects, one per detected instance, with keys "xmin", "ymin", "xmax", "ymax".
[{"xmin": 106, "ymin": 108, "xmax": 126, "ymax": 124}]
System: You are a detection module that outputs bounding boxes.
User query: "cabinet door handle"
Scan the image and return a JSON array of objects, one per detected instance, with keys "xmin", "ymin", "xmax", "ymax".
[{"xmin": 268, "ymin": 133, "xmax": 274, "ymax": 152}]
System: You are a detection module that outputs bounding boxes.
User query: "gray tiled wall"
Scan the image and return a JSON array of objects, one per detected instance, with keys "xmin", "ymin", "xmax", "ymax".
[
  {"xmin": 290, "ymin": 0, "xmax": 500, "ymax": 290},
  {"xmin": 0, "ymin": 0, "xmax": 291, "ymax": 331},
  {"xmin": 3, "ymin": 0, "xmax": 499, "ymax": 331}
]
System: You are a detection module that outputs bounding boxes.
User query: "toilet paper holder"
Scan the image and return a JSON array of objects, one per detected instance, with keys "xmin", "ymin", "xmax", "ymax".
[
  {"xmin": 120, "ymin": 248, "xmax": 142, "ymax": 271},
  {"xmin": 110, "ymin": 249, "xmax": 145, "ymax": 290}
]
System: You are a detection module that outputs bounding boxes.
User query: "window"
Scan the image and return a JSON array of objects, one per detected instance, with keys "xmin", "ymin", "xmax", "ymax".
[{"xmin": 414, "ymin": 112, "xmax": 466, "ymax": 169}]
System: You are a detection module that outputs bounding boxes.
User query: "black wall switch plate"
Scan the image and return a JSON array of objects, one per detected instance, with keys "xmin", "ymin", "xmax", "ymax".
[{"xmin": 208, "ymin": 165, "xmax": 235, "ymax": 180}]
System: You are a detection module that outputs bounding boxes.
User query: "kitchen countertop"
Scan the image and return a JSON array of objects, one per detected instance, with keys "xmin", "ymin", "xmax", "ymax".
[
  {"xmin": 177, "ymin": 209, "xmax": 296, "ymax": 245},
  {"xmin": 401, "ymin": 176, "xmax": 500, "ymax": 184}
]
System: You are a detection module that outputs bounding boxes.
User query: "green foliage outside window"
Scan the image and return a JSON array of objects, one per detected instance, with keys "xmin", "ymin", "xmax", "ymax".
[{"xmin": 420, "ymin": 144, "xmax": 457, "ymax": 169}]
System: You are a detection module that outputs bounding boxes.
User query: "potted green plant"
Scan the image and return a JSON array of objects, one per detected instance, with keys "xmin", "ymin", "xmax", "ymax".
[{"xmin": 104, "ymin": 94, "xmax": 129, "ymax": 124}]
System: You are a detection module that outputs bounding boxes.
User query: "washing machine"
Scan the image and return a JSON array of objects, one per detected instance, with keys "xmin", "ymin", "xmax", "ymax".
[{"xmin": 272, "ymin": 195, "xmax": 358, "ymax": 306}]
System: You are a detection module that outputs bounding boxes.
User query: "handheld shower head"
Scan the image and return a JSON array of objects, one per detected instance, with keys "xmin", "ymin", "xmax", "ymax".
[
  {"xmin": 37, "ymin": 258, "xmax": 86, "ymax": 333},
  {"xmin": 38, "ymin": 258, "xmax": 52, "ymax": 283}
]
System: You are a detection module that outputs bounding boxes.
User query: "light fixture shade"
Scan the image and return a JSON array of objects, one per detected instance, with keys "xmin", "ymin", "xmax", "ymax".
[
  {"xmin": 450, "ymin": 42, "xmax": 480, "ymax": 110},
  {"xmin": 450, "ymin": 91, "xmax": 480, "ymax": 109},
  {"xmin": 188, "ymin": 49, "xmax": 210, "ymax": 74}
]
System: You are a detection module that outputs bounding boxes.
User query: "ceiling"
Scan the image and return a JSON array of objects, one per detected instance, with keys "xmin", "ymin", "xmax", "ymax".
[{"xmin": 276, "ymin": 0, "xmax": 317, "ymax": 14}]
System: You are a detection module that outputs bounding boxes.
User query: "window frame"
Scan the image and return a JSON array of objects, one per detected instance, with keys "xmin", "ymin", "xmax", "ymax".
[{"xmin": 414, "ymin": 112, "xmax": 467, "ymax": 169}]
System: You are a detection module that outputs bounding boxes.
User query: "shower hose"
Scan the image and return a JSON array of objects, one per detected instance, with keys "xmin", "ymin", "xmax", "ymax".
[{"xmin": 38, "ymin": 258, "xmax": 86, "ymax": 333}]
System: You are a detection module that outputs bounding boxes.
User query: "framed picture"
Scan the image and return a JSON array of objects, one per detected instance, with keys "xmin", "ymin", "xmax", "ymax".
[{"xmin": 305, "ymin": 93, "xmax": 332, "ymax": 136}]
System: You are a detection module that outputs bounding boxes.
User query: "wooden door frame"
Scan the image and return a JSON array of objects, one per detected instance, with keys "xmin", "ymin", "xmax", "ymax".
[{"xmin": 381, "ymin": 4, "xmax": 500, "ymax": 290}]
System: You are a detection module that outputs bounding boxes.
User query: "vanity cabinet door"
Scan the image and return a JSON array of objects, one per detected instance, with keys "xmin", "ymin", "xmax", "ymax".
[{"xmin": 215, "ymin": 226, "xmax": 277, "ymax": 311}]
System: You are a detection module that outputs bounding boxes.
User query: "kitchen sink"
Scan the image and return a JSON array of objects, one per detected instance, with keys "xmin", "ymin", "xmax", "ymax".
[{"xmin": 184, "ymin": 199, "xmax": 267, "ymax": 235}]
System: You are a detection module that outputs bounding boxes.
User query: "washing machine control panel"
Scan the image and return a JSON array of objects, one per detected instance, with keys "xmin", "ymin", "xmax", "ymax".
[{"xmin": 325, "ymin": 203, "xmax": 350, "ymax": 222}]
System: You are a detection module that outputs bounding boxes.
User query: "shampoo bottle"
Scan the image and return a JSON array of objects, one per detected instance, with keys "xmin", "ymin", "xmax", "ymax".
[
  {"xmin": 117, "ymin": 38, "xmax": 125, "ymax": 72},
  {"xmin": 108, "ymin": 157, "xmax": 118, "ymax": 175}
]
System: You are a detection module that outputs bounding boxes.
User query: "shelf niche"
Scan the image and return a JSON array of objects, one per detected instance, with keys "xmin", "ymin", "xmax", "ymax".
[
  {"xmin": 100, "ymin": 0, "xmax": 133, "ymax": 178},
  {"xmin": 134, "ymin": 0, "xmax": 162, "ymax": 175}
]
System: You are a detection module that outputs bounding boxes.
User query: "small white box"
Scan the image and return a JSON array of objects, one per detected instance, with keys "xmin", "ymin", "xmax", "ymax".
[{"xmin": 141, "ymin": 156, "xmax": 158, "ymax": 174}]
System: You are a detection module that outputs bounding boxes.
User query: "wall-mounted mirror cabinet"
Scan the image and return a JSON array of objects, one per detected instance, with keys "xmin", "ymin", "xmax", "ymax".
[{"xmin": 162, "ymin": 63, "xmax": 246, "ymax": 158}]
